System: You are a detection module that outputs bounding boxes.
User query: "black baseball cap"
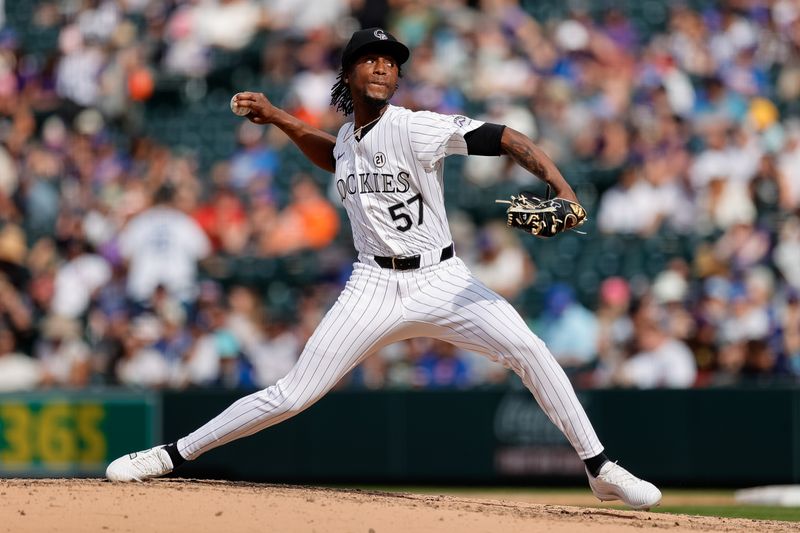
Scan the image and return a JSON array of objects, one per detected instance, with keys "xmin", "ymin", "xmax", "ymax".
[{"xmin": 341, "ymin": 27, "xmax": 410, "ymax": 69}]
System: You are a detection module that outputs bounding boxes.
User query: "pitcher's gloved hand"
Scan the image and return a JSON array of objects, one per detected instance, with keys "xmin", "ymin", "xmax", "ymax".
[{"xmin": 497, "ymin": 192, "xmax": 587, "ymax": 238}]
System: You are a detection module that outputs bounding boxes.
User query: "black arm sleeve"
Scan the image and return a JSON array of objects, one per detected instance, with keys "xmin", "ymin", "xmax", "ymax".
[{"xmin": 464, "ymin": 122, "xmax": 506, "ymax": 156}]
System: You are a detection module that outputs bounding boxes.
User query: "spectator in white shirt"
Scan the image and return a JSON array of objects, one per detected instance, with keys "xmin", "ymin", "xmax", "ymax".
[
  {"xmin": 51, "ymin": 238, "xmax": 111, "ymax": 318},
  {"xmin": 597, "ymin": 165, "xmax": 664, "ymax": 235},
  {"xmin": 690, "ymin": 120, "xmax": 758, "ymax": 229},
  {"xmin": 470, "ymin": 222, "xmax": 535, "ymax": 301},
  {"xmin": 116, "ymin": 314, "xmax": 169, "ymax": 388},
  {"xmin": 0, "ymin": 327, "xmax": 42, "ymax": 392},
  {"xmin": 34, "ymin": 315, "xmax": 91, "ymax": 387},
  {"xmin": 616, "ymin": 304, "xmax": 697, "ymax": 388},
  {"xmin": 118, "ymin": 185, "xmax": 211, "ymax": 304}
]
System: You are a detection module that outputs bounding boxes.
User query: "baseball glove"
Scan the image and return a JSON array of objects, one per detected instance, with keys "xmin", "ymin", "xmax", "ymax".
[{"xmin": 496, "ymin": 192, "xmax": 587, "ymax": 238}]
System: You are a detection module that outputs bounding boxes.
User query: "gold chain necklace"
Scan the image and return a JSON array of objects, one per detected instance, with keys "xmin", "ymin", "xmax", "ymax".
[{"xmin": 352, "ymin": 114, "xmax": 382, "ymax": 141}]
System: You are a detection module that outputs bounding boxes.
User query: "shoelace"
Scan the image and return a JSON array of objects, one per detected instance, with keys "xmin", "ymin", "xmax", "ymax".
[{"xmin": 600, "ymin": 462, "xmax": 641, "ymax": 487}]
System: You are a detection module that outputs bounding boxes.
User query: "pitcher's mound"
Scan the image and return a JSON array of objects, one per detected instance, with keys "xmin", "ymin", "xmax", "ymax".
[{"xmin": 0, "ymin": 478, "xmax": 795, "ymax": 533}]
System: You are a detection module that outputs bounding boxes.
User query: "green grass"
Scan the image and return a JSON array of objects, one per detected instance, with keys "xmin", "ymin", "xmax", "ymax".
[
  {"xmin": 340, "ymin": 486, "xmax": 800, "ymax": 522},
  {"xmin": 652, "ymin": 505, "xmax": 800, "ymax": 522}
]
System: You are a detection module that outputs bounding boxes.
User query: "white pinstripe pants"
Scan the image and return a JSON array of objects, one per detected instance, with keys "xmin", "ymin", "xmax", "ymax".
[{"xmin": 178, "ymin": 257, "xmax": 604, "ymax": 460}]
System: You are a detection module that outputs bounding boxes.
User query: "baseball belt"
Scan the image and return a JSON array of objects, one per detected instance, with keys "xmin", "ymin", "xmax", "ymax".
[{"xmin": 374, "ymin": 243, "xmax": 454, "ymax": 271}]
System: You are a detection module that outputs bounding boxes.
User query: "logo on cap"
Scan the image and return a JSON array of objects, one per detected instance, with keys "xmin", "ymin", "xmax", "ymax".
[{"xmin": 374, "ymin": 29, "xmax": 388, "ymax": 40}]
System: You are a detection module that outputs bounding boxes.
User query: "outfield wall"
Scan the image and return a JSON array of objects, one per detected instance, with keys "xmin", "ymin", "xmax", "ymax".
[{"xmin": 2, "ymin": 388, "xmax": 798, "ymax": 485}]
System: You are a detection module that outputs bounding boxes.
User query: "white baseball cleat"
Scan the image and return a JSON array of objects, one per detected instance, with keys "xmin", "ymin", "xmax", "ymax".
[
  {"xmin": 586, "ymin": 461, "xmax": 662, "ymax": 510},
  {"xmin": 106, "ymin": 446, "xmax": 173, "ymax": 482}
]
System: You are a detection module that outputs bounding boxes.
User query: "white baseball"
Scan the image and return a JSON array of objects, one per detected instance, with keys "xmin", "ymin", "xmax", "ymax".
[{"xmin": 230, "ymin": 94, "xmax": 249, "ymax": 116}]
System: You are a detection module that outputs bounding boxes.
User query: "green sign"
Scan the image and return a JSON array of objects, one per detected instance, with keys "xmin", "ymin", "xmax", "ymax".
[{"xmin": 0, "ymin": 391, "xmax": 159, "ymax": 476}]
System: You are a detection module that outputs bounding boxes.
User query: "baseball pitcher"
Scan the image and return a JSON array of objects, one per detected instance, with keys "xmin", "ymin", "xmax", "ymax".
[{"xmin": 107, "ymin": 28, "xmax": 661, "ymax": 510}]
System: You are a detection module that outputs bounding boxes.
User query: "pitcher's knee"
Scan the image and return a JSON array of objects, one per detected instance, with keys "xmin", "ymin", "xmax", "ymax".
[
  {"xmin": 262, "ymin": 379, "xmax": 320, "ymax": 417},
  {"xmin": 500, "ymin": 338, "xmax": 554, "ymax": 368}
]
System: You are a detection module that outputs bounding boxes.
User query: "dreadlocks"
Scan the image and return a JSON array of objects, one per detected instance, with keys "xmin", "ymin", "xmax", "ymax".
[
  {"xmin": 330, "ymin": 68, "xmax": 353, "ymax": 116},
  {"xmin": 330, "ymin": 64, "xmax": 403, "ymax": 116}
]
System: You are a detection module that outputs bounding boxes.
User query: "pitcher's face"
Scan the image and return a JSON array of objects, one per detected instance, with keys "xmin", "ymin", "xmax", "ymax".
[{"xmin": 347, "ymin": 53, "xmax": 399, "ymax": 107}]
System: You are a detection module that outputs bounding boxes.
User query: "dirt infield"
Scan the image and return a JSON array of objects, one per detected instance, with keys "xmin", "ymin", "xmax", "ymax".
[{"xmin": 0, "ymin": 478, "xmax": 795, "ymax": 533}]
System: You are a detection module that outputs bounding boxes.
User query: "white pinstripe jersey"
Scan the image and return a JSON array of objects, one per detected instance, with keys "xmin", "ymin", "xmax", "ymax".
[{"xmin": 333, "ymin": 105, "xmax": 483, "ymax": 258}]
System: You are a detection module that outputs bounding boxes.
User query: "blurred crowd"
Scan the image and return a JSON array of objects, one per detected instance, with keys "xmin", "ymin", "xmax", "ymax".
[{"xmin": 1, "ymin": 0, "xmax": 800, "ymax": 392}]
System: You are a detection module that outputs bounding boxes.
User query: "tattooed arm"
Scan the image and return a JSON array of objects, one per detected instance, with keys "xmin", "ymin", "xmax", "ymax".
[{"xmin": 500, "ymin": 127, "xmax": 578, "ymax": 202}]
